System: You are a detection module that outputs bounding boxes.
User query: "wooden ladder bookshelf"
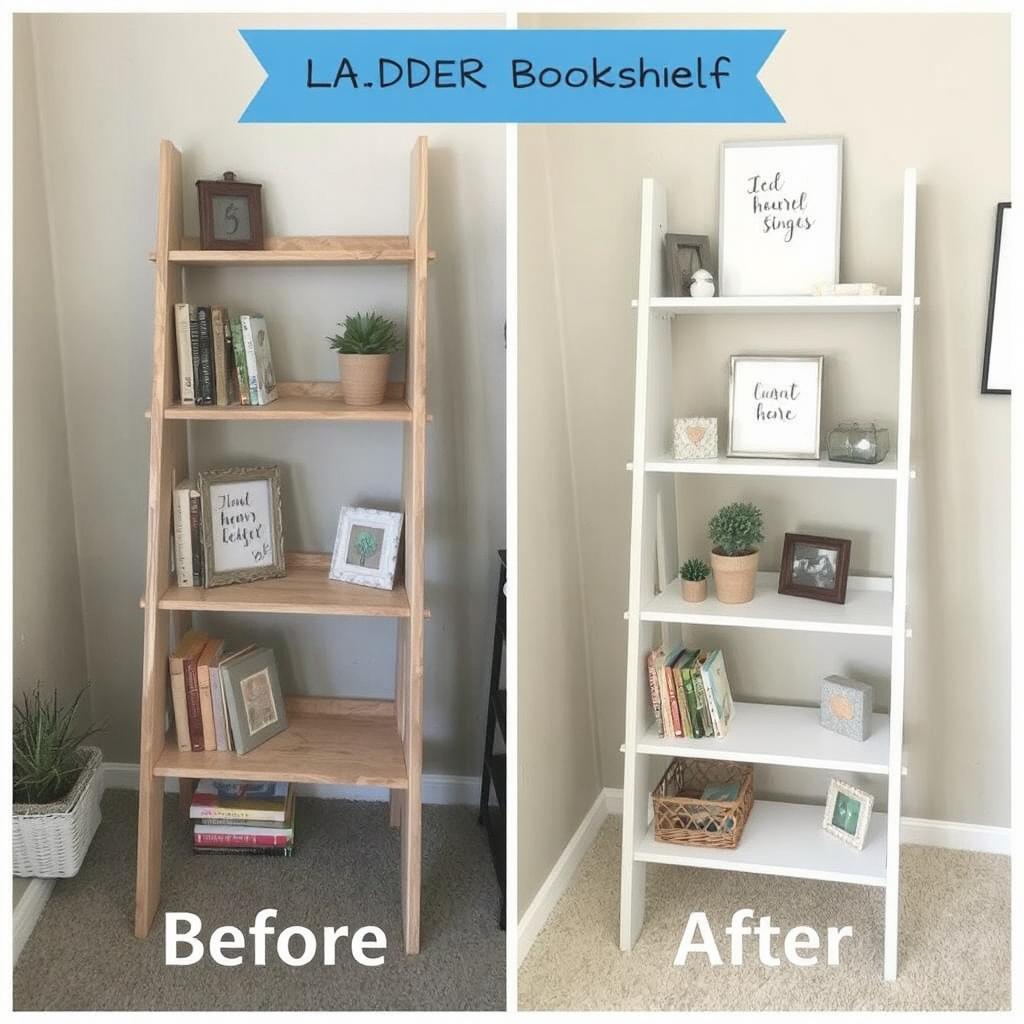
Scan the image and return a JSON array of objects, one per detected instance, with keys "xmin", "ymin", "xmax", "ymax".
[
  {"xmin": 619, "ymin": 171, "xmax": 917, "ymax": 980},
  {"xmin": 135, "ymin": 137, "xmax": 430, "ymax": 954}
]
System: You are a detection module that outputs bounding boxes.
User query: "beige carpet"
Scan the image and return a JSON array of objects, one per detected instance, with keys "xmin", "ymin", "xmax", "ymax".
[
  {"xmin": 519, "ymin": 818, "xmax": 1009, "ymax": 1011},
  {"xmin": 15, "ymin": 789, "xmax": 505, "ymax": 1011}
]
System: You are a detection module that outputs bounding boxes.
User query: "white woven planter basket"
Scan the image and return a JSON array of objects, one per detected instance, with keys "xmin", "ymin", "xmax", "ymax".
[{"xmin": 13, "ymin": 746, "xmax": 103, "ymax": 878}]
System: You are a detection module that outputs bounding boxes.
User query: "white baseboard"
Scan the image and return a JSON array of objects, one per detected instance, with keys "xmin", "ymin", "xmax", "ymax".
[
  {"xmin": 518, "ymin": 788, "xmax": 1010, "ymax": 962},
  {"xmin": 102, "ymin": 762, "xmax": 479, "ymax": 806},
  {"xmin": 13, "ymin": 878, "xmax": 55, "ymax": 964}
]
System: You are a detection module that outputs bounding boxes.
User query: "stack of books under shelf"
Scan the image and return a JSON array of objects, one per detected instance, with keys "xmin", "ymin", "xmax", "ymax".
[
  {"xmin": 646, "ymin": 645, "xmax": 734, "ymax": 739},
  {"xmin": 190, "ymin": 780, "xmax": 295, "ymax": 857}
]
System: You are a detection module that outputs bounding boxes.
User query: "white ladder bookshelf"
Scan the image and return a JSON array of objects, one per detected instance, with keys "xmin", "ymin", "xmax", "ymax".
[{"xmin": 619, "ymin": 171, "xmax": 917, "ymax": 980}]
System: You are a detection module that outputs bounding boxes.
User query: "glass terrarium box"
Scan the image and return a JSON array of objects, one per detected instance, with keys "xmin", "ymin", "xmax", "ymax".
[{"xmin": 826, "ymin": 422, "xmax": 890, "ymax": 464}]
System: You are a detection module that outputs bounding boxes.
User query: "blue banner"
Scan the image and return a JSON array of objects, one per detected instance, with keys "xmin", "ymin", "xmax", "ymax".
[{"xmin": 239, "ymin": 29, "xmax": 784, "ymax": 124}]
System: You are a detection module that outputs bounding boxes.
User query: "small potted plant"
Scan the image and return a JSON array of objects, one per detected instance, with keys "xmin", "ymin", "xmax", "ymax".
[
  {"xmin": 679, "ymin": 558, "xmax": 711, "ymax": 602},
  {"xmin": 327, "ymin": 312, "xmax": 405, "ymax": 407},
  {"xmin": 708, "ymin": 502, "xmax": 765, "ymax": 605},
  {"xmin": 13, "ymin": 685, "xmax": 104, "ymax": 878}
]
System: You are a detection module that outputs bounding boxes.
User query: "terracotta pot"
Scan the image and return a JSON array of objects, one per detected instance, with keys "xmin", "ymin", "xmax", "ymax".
[
  {"xmin": 338, "ymin": 353, "xmax": 389, "ymax": 407},
  {"xmin": 681, "ymin": 578, "xmax": 708, "ymax": 603},
  {"xmin": 710, "ymin": 549, "xmax": 759, "ymax": 604}
]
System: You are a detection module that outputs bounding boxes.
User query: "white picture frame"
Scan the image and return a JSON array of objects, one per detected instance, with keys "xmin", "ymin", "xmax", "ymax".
[
  {"xmin": 329, "ymin": 507, "xmax": 403, "ymax": 591},
  {"xmin": 822, "ymin": 778, "xmax": 874, "ymax": 850},
  {"xmin": 728, "ymin": 355, "xmax": 823, "ymax": 459},
  {"xmin": 719, "ymin": 138, "xmax": 843, "ymax": 296},
  {"xmin": 982, "ymin": 202, "xmax": 1011, "ymax": 394}
]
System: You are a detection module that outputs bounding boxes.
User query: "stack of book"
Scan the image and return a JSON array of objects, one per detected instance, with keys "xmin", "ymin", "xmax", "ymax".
[
  {"xmin": 190, "ymin": 780, "xmax": 295, "ymax": 857},
  {"xmin": 169, "ymin": 631, "xmax": 288, "ymax": 756},
  {"xmin": 174, "ymin": 303, "xmax": 279, "ymax": 408},
  {"xmin": 646, "ymin": 646, "xmax": 735, "ymax": 739}
]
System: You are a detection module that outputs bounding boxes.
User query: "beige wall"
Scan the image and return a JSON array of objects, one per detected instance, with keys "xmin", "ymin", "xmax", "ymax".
[
  {"xmin": 517, "ymin": 127, "xmax": 603, "ymax": 911},
  {"xmin": 520, "ymin": 13, "xmax": 1010, "ymax": 826},
  {"xmin": 19, "ymin": 12, "xmax": 505, "ymax": 773}
]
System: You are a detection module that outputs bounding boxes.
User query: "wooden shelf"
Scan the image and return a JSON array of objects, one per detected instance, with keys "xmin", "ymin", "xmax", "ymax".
[
  {"xmin": 636, "ymin": 295, "xmax": 918, "ymax": 315},
  {"xmin": 640, "ymin": 451, "xmax": 900, "ymax": 480},
  {"xmin": 154, "ymin": 697, "xmax": 407, "ymax": 788},
  {"xmin": 154, "ymin": 553, "xmax": 412, "ymax": 617},
  {"xmin": 640, "ymin": 572, "xmax": 893, "ymax": 637},
  {"xmin": 634, "ymin": 800, "xmax": 887, "ymax": 887},
  {"xmin": 636, "ymin": 702, "xmax": 890, "ymax": 775},
  {"xmin": 165, "ymin": 396, "xmax": 413, "ymax": 422},
  {"xmin": 149, "ymin": 234, "xmax": 436, "ymax": 265}
]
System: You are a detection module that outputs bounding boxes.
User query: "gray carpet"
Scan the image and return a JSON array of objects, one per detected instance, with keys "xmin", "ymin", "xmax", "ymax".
[
  {"xmin": 15, "ymin": 789, "xmax": 505, "ymax": 1011},
  {"xmin": 519, "ymin": 818, "xmax": 1010, "ymax": 1011}
]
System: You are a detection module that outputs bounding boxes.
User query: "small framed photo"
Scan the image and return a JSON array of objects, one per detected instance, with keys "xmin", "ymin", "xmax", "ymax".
[
  {"xmin": 728, "ymin": 355, "xmax": 823, "ymax": 459},
  {"xmin": 663, "ymin": 233, "xmax": 711, "ymax": 297},
  {"xmin": 822, "ymin": 778, "xmax": 873, "ymax": 849},
  {"xmin": 198, "ymin": 465, "xmax": 286, "ymax": 588},
  {"xmin": 330, "ymin": 507, "xmax": 403, "ymax": 591},
  {"xmin": 982, "ymin": 202, "xmax": 1011, "ymax": 395},
  {"xmin": 197, "ymin": 172, "xmax": 264, "ymax": 251},
  {"xmin": 779, "ymin": 532, "xmax": 851, "ymax": 604},
  {"xmin": 219, "ymin": 647, "xmax": 288, "ymax": 755}
]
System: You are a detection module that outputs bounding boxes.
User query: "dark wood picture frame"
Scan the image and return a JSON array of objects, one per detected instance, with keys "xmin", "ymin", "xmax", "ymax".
[
  {"xmin": 981, "ymin": 201, "xmax": 1010, "ymax": 395},
  {"xmin": 778, "ymin": 532, "xmax": 852, "ymax": 605},
  {"xmin": 664, "ymin": 233, "xmax": 711, "ymax": 297},
  {"xmin": 197, "ymin": 174, "xmax": 264, "ymax": 251}
]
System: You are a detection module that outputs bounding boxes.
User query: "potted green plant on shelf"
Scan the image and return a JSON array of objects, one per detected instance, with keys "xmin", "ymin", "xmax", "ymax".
[
  {"xmin": 679, "ymin": 558, "xmax": 711, "ymax": 602},
  {"xmin": 13, "ymin": 685, "xmax": 104, "ymax": 878},
  {"xmin": 708, "ymin": 501, "xmax": 764, "ymax": 605},
  {"xmin": 327, "ymin": 312, "xmax": 405, "ymax": 407}
]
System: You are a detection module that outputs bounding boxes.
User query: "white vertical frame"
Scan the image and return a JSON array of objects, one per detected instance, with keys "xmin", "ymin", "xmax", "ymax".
[{"xmin": 883, "ymin": 168, "xmax": 917, "ymax": 981}]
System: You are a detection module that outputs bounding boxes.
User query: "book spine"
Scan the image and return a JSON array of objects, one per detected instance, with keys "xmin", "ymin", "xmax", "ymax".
[
  {"xmin": 197, "ymin": 661, "xmax": 217, "ymax": 752},
  {"xmin": 699, "ymin": 658, "xmax": 723, "ymax": 737},
  {"xmin": 682, "ymin": 668, "xmax": 704, "ymax": 739},
  {"xmin": 168, "ymin": 664, "xmax": 191, "ymax": 753},
  {"xmin": 645, "ymin": 650, "xmax": 664, "ymax": 737},
  {"xmin": 192, "ymin": 845, "xmax": 293, "ymax": 857},
  {"xmin": 172, "ymin": 486, "xmax": 193, "ymax": 588},
  {"xmin": 193, "ymin": 832, "xmax": 290, "ymax": 848},
  {"xmin": 188, "ymin": 491, "xmax": 202, "ymax": 586},
  {"xmin": 691, "ymin": 663, "xmax": 711, "ymax": 737},
  {"xmin": 229, "ymin": 318, "xmax": 250, "ymax": 406},
  {"xmin": 254, "ymin": 321, "xmax": 278, "ymax": 404},
  {"xmin": 240, "ymin": 316, "xmax": 261, "ymax": 405},
  {"xmin": 174, "ymin": 303, "xmax": 195, "ymax": 403},
  {"xmin": 211, "ymin": 307, "xmax": 229, "ymax": 406},
  {"xmin": 196, "ymin": 307, "xmax": 214, "ymax": 405},
  {"xmin": 190, "ymin": 806, "xmax": 287, "ymax": 822},
  {"xmin": 663, "ymin": 663, "xmax": 683, "ymax": 738},
  {"xmin": 673, "ymin": 666, "xmax": 692, "ymax": 738},
  {"xmin": 209, "ymin": 665, "xmax": 228, "ymax": 752},
  {"xmin": 188, "ymin": 307, "xmax": 201, "ymax": 403},
  {"xmin": 183, "ymin": 657, "xmax": 205, "ymax": 752}
]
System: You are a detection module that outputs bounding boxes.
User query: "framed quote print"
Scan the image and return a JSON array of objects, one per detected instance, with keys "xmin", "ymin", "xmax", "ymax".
[
  {"xmin": 719, "ymin": 138, "xmax": 843, "ymax": 296},
  {"xmin": 197, "ymin": 465, "xmax": 286, "ymax": 587},
  {"xmin": 728, "ymin": 356, "xmax": 823, "ymax": 459},
  {"xmin": 982, "ymin": 201, "xmax": 1011, "ymax": 394}
]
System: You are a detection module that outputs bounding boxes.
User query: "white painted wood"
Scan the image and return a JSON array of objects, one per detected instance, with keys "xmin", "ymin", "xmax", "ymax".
[
  {"xmin": 13, "ymin": 878, "xmax": 55, "ymax": 964},
  {"xmin": 883, "ymin": 168, "xmax": 917, "ymax": 982},
  {"xmin": 901, "ymin": 817, "xmax": 1010, "ymax": 855},
  {"xmin": 642, "ymin": 572, "xmax": 893, "ymax": 636},
  {"xmin": 644, "ymin": 451, "xmax": 899, "ymax": 479},
  {"xmin": 634, "ymin": 295, "xmax": 919, "ymax": 314},
  {"xmin": 635, "ymin": 800, "xmax": 887, "ymax": 887},
  {"xmin": 637, "ymin": 702, "xmax": 890, "ymax": 775}
]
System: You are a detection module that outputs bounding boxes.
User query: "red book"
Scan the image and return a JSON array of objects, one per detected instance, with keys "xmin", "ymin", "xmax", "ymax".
[{"xmin": 182, "ymin": 649, "xmax": 205, "ymax": 751}]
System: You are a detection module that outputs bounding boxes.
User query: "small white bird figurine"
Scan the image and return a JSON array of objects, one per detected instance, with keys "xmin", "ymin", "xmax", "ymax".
[{"xmin": 690, "ymin": 268, "xmax": 716, "ymax": 298}]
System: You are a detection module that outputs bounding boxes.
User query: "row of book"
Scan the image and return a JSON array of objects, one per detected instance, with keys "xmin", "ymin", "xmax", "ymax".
[
  {"xmin": 646, "ymin": 646, "xmax": 735, "ymax": 739},
  {"xmin": 170, "ymin": 631, "xmax": 288, "ymax": 756},
  {"xmin": 174, "ymin": 303, "xmax": 279, "ymax": 407},
  {"xmin": 191, "ymin": 780, "xmax": 295, "ymax": 857}
]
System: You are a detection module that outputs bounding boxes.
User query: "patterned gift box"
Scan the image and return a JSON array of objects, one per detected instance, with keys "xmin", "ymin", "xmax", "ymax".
[
  {"xmin": 820, "ymin": 675, "xmax": 874, "ymax": 741},
  {"xmin": 673, "ymin": 417, "xmax": 718, "ymax": 460}
]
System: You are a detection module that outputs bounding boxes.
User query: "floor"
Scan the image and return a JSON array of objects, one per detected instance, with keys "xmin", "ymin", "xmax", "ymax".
[
  {"xmin": 519, "ymin": 818, "xmax": 1010, "ymax": 1011},
  {"xmin": 14, "ymin": 789, "xmax": 505, "ymax": 1011}
]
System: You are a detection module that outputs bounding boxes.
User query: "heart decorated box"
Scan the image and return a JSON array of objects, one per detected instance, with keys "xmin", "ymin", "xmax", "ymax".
[
  {"xmin": 673, "ymin": 417, "xmax": 718, "ymax": 460},
  {"xmin": 820, "ymin": 675, "xmax": 873, "ymax": 741}
]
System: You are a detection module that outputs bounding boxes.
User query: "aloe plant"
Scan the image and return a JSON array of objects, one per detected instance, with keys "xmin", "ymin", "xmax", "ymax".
[
  {"xmin": 327, "ymin": 313, "xmax": 404, "ymax": 355},
  {"xmin": 13, "ymin": 685, "xmax": 103, "ymax": 805},
  {"xmin": 680, "ymin": 558, "xmax": 711, "ymax": 582},
  {"xmin": 708, "ymin": 502, "xmax": 765, "ymax": 556}
]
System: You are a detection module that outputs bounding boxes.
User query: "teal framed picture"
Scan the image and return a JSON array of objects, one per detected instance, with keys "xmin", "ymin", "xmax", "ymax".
[{"xmin": 822, "ymin": 778, "xmax": 873, "ymax": 849}]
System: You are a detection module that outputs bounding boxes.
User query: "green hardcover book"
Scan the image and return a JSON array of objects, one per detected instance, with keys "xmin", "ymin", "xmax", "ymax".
[
  {"xmin": 229, "ymin": 316, "xmax": 250, "ymax": 406},
  {"xmin": 680, "ymin": 652, "xmax": 704, "ymax": 739},
  {"xmin": 692, "ymin": 650, "xmax": 713, "ymax": 736},
  {"xmin": 673, "ymin": 649, "xmax": 698, "ymax": 738}
]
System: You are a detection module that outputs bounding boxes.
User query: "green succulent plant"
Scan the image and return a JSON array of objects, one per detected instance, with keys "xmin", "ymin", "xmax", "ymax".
[
  {"xmin": 13, "ymin": 685, "xmax": 104, "ymax": 805},
  {"xmin": 708, "ymin": 502, "xmax": 765, "ymax": 556},
  {"xmin": 327, "ymin": 312, "xmax": 404, "ymax": 355},
  {"xmin": 680, "ymin": 558, "xmax": 711, "ymax": 582}
]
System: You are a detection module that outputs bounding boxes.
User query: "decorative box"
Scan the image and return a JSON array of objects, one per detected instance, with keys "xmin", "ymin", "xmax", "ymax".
[
  {"xmin": 820, "ymin": 675, "xmax": 873, "ymax": 741},
  {"xmin": 826, "ymin": 422, "xmax": 890, "ymax": 464},
  {"xmin": 673, "ymin": 417, "xmax": 718, "ymax": 460}
]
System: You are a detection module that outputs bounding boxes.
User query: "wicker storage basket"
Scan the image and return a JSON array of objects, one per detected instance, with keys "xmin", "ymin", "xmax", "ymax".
[
  {"xmin": 13, "ymin": 746, "xmax": 103, "ymax": 878},
  {"xmin": 652, "ymin": 758, "xmax": 753, "ymax": 849}
]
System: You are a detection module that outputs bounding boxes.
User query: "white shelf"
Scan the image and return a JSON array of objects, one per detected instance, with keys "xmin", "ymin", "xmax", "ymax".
[
  {"xmin": 634, "ymin": 295, "xmax": 918, "ymax": 315},
  {"xmin": 640, "ymin": 572, "xmax": 893, "ymax": 637},
  {"xmin": 637, "ymin": 702, "xmax": 890, "ymax": 775},
  {"xmin": 642, "ymin": 451, "xmax": 899, "ymax": 480},
  {"xmin": 634, "ymin": 800, "xmax": 887, "ymax": 887}
]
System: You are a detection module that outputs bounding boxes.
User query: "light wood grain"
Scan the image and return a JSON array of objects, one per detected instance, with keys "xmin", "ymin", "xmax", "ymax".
[
  {"xmin": 154, "ymin": 705, "xmax": 408, "ymax": 787},
  {"xmin": 165, "ymin": 392, "xmax": 411, "ymax": 422},
  {"xmin": 158, "ymin": 234, "xmax": 433, "ymax": 265}
]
